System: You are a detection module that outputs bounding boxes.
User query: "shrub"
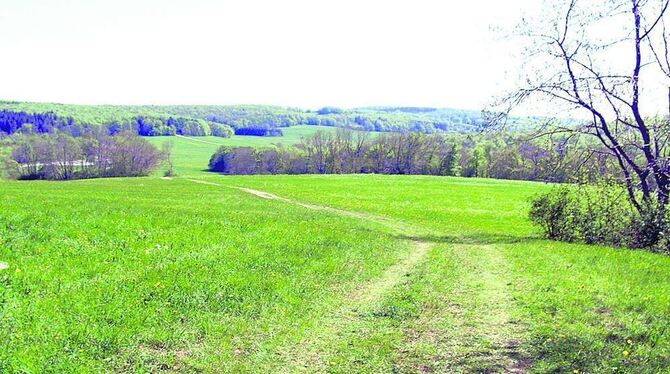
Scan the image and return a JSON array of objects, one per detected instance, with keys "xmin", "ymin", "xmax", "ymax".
[
  {"xmin": 529, "ymin": 186, "xmax": 576, "ymax": 241},
  {"xmin": 208, "ymin": 146, "xmax": 259, "ymax": 174},
  {"xmin": 0, "ymin": 158, "xmax": 20, "ymax": 180},
  {"xmin": 528, "ymin": 183, "xmax": 665, "ymax": 250},
  {"xmin": 209, "ymin": 147, "xmax": 231, "ymax": 173},
  {"xmin": 628, "ymin": 201, "xmax": 666, "ymax": 249},
  {"xmin": 209, "ymin": 122, "xmax": 233, "ymax": 138},
  {"xmin": 572, "ymin": 184, "xmax": 631, "ymax": 246}
]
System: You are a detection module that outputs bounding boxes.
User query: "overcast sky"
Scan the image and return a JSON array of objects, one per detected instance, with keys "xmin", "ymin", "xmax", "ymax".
[{"xmin": 1, "ymin": 0, "xmax": 540, "ymax": 109}]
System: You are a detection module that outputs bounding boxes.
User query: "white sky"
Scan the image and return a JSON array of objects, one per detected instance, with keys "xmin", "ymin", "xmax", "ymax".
[{"xmin": 1, "ymin": 0, "xmax": 539, "ymax": 109}]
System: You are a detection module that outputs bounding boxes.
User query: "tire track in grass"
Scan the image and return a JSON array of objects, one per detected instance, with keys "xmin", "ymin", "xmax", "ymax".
[
  {"xmin": 240, "ymin": 186, "xmax": 419, "ymax": 235},
  {"xmin": 471, "ymin": 244, "xmax": 529, "ymax": 373},
  {"xmin": 186, "ymin": 179, "xmax": 419, "ymax": 235},
  {"xmin": 399, "ymin": 243, "xmax": 528, "ymax": 373},
  {"xmin": 175, "ymin": 134, "xmax": 223, "ymax": 146},
  {"xmin": 276, "ymin": 239, "xmax": 433, "ymax": 373},
  {"xmin": 180, "ymin": 178, "xmax": 433, "ymax": 369},
  {"xmin": 186, "ymin": 179, "xmax": 225, "ymax": 186},
  {"xmin": 177, "ymin": 178, "xmax": 527, "ymax": 372},
  {"xmin": 355, "ymin": 240, "xmax": 431, "ymax": 304}
]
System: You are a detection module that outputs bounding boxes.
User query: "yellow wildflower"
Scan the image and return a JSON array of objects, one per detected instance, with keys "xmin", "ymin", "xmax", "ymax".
[{"xmin": 623, "ymin": 350, "xmax": 630, "ymax": 356}]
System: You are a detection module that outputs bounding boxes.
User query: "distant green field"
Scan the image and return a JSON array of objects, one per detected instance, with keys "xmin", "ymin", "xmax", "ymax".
[
  {"xmin": 1, "ymin": 172, "xmax": 669, "ymax": 372},
  {"xmin": 145, "ymin": 125, "xmax": 359, "ymax": 175}
]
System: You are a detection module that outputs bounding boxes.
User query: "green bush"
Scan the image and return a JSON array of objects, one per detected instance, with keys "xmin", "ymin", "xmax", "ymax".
[
  {"xmin": 209, "ymin": 122, "xmax": 233, "ymax": 138},
  {"xmin": 528, "ymin": 187, "xmax": 576, "ymax": 241},
  {"xmin": 529, "ymin": 184, "xmax": 670, "ymax": 253},
  {"xmin": 627, "ymin": 200, "xmax": 666, "ymax": 249}
]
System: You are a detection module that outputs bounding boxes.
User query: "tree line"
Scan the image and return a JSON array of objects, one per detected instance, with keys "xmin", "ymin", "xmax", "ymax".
[
  {"xmin": 208, "ymin": 128, "xmax": 618, "ymax": 182},
  {"xmin": 0, "ymin": 102, "xmax": 537, "ymax": 136},
  {"xmin": 2, "ymin": 131, "xmax": 165, "ymax": 180},
  {"xmin": 233, "ymin": 128, "xmax": 284, "ymax": 137},
  {"xmin": 0, "ymin": 110, "xmax": 233, "ymax": 138}
]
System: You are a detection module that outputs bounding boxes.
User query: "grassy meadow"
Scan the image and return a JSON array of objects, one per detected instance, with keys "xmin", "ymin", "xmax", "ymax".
[
  {"xmin": 145, "ymin": 125, "xmax": 342, "ymax": 175},
  {"xmin": 0, "ymin": 134, "xmax": 669, "ymax": 373}
]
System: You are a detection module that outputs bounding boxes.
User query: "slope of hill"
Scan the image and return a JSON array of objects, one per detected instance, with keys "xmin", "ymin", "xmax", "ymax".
[
  {"xmin": 1, "ymin": 173, "xmax": 668, "ymax": 372},
  {"xmin": 0, "ymin": 101, "xmax": 533, "ymax": 136}
]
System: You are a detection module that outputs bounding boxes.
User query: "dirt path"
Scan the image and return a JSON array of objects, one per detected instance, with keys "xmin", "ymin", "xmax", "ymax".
[
  {"xmin": 403, "ymin": 243, "xmax": 527, "ymax": 373},
  {"xmin": 238, "ymin": 186, "xmax": 421, "ymax": 236},
  {"xmin": 176, "ymin": 177, "xmax": 526, "ymax": 372},
  {"xmin": 175, "ymin": 135, "xmax": 223, "ymax": 146},
  {"xmin": 186, "ymin": 179, "xmax": 227, "ymax": 187},
  {"xmin": 275, "ymin": 239, "xmax": 433, "ymax": 373},
  {"xmin": 355, "ymin": 240, "xmax": 431, "ymax": 304},
  {"xmin": 179, "ymin": 178, "xmax": 434, "ymax": 366},
  {"xmin": 470, "ymin": 244, "xmax": 528, "ymax": 373},
  {"xmin": 186, "ymin": 180, "xmax": 421, "ymax": 235},
  {"xmin": 237, "ymin": 187, "xmax": 291, "ymax": 202}
]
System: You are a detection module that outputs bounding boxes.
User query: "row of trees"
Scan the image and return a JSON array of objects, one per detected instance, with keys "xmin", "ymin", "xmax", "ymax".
[
  {"xmin": 3, "ymin": 131, "xmax": 164, "ymax": 180},
  {"xmin": 0, "ymin": 110, "xmax": 88, "ymax": 136},
  {"xmin": 0, "ymin": 110, "xmax": 234, "ymax": 138},
  {"xmin": 0, "ymin": 102, "xmax": 536, "ymax": 135},
  {"xmin": 233, "ymin": 128, "xmax": 284, "ymax": 137},
  {"xmin": 209, "ymin": 128, "xmax": 618, "ymax": 181}
]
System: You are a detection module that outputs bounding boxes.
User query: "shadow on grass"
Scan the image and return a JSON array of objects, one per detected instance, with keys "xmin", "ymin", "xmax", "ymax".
[{"xmin": 394, "ymin": 232, "xmax": 544, "ymax": 246}]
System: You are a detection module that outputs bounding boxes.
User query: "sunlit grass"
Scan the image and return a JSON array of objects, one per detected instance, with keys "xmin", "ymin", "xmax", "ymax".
[
  {"xmin": 1, "ymin": 145, "xmax": 669, "ymax": 372},
  {"xmin": 0, "ymin": 177, "xmax": 408, "ymax": 372}
]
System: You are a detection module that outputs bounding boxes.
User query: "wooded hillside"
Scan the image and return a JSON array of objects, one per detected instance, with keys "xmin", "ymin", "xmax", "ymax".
[{"xmin": 0, "ymin": 101, "xmax": 535, "ymax": 137}]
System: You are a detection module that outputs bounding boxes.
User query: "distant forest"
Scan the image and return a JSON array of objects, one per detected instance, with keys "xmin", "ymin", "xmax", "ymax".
[
  {"xmin": 0, "ymin": 101, "xmax": 538, "ymax": 138},
  {"xmin": 0, "ymin": 109, "xmax": 233, "ymax": 138}
]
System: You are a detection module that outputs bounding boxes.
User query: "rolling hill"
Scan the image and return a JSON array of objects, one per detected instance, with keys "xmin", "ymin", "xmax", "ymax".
[{"xmin": 0, "ymin": 101, "xmax": 535, "ymax": 136}]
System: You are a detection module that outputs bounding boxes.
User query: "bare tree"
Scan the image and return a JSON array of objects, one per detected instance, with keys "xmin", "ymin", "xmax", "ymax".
[
  {"xmin": 161, "ymin": 140, "xmax": 175, "ymax": 177},
  {"xmin": 500, "ymin": 0, "xmax": 670, "ymax": 211},
  {"xmin": 54, "ymin": 133, "xmax": 81, "ymax": 180},
  {"xmin": 297, "ymin": 132, "xmax": 326, "ymax": 174}
]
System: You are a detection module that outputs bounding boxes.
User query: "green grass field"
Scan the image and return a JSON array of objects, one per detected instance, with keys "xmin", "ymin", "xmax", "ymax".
[
  {"xmin": 145, "ymin": 125, "xmax": 342, "ymax": 175},
  {"xmin": 1, "ymin": 136, "xmax": 669, "ymax": 372}
]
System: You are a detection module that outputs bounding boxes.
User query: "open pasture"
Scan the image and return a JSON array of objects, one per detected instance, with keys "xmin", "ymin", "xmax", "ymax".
[{"xmin": 1, "ymin": 172, "xmax": 669, "ymax": 372}]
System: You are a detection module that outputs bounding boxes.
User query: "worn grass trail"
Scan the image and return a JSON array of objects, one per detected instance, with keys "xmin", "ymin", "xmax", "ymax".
[
  {"xmin": 186, "ymin": 179, "xmax": 420, "ymax": 236},
  {"xmin": 175, "ymin": 135, "xmax": 224, "ymax": 146},
  {"xmin": 271, "ymin": 240, "xmax": 434, "ymax": 373},
  {"xmin": 180, "ymin": 177, "xmax": 528, "ymax": 372},
  {"xmin": 424, "ymin": 244, "xmax": 528, "ymax": 372}
]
